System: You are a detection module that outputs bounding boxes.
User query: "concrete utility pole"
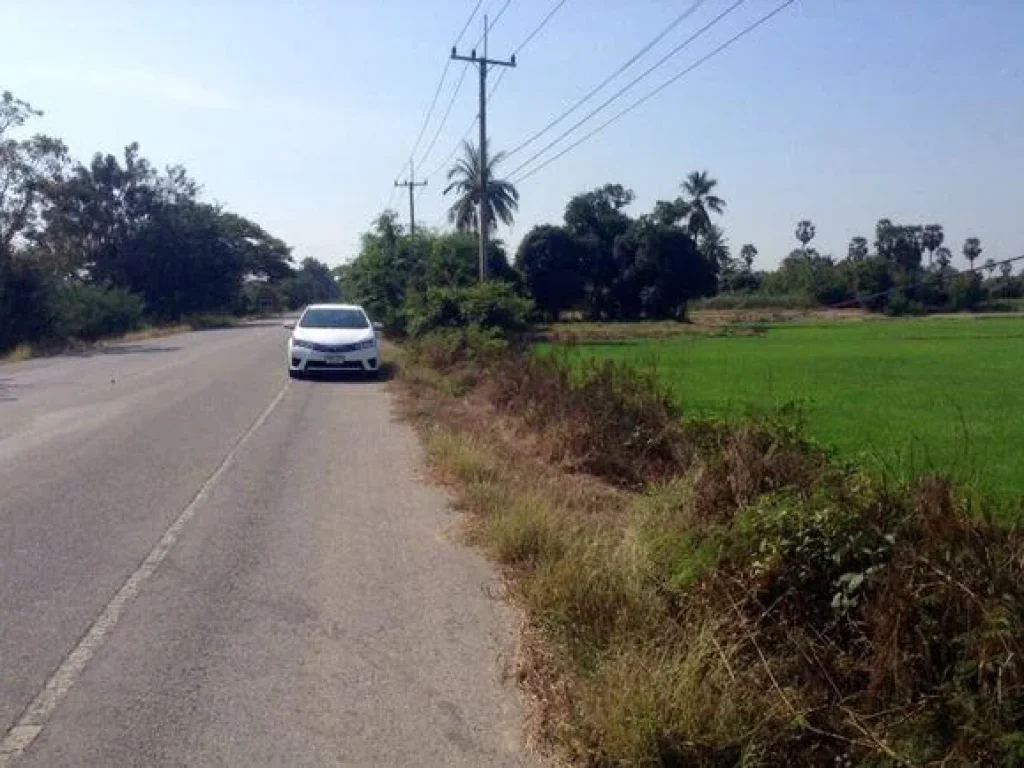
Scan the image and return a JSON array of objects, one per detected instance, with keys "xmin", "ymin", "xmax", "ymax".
[
  {"xmin": 451, "ymin": 15, "xmax": 516, "ymax": 281},
  {"xmin": 394, "ymin": 161, "xmax": 427, "ymax": 239}
]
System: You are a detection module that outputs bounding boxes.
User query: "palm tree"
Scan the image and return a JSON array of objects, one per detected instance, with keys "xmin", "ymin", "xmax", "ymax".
[
  {"xmin": 963, "ymin": 237, "xmax": 982, "ymax": 271},
  {"xmin": 922, "ymin": 224, "xmax": 944, "ymax": 267},
  {"xmin": 680, "ymin": 170, "xmax": 725, "ymax": 237},
  {"xmin": 699, "ymin": 224, "xmax": 731, "ymax": 271},
  {"xmin": 739, "ymin": 243, "xmax": 758, "ymax": 271},
  {"xmin": 795, "ymin": 220, "xmax": 816, "ymax": 257},
  {"xmin": 443, "ymin": 140, "xmax": 519, "ymax": 233}
]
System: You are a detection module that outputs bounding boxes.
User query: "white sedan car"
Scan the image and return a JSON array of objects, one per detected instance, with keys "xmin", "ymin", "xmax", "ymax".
[{"xmin": 285, "ymin": 304, "xmax": 381, "ymax": 378}]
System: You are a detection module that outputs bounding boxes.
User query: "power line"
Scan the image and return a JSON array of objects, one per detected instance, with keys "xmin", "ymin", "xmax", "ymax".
[
  {"xmin": 488, "ymin": 0, "xmax": 570, "ymax": 102},
  {"xmin": 455, "ymin": 0, "xmax": 488, "ymax": 45},
  {"xmin": 485, "ymin": 0, "xmax": 514, "ymax": 35},
  {"xmin": 394, "ymin": 0, "xmax": 486, "ymax": 183},
  {"xmin": 417, "ymin": 65, "xmax": 471, "ymax": 171},
  {"xmin": 513, "ymin": 0, "xmax": 570, "ymax": 56},
  {"xmin": 504, "ymin": 0, "xmax": 713, "ymax": 162},
  {"xmin": 421, "ymin": 0, "xmax": 571, "ymax": 182},
  {"xmin": 423, "ymin": 114, "xmax": 478, "ymax": 182},
  {"xmin": 414, "ymin": 0, "xmax": 516, "ymax": 174},
  {"xmin": 510, "ymin": 0, "xmax": 794, "ymax": 184}
]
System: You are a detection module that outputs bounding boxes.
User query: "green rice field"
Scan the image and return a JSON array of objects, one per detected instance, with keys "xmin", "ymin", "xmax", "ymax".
[{"xmin": 557, "ymin": 317, "xmax": 1024, "ymax": 501}]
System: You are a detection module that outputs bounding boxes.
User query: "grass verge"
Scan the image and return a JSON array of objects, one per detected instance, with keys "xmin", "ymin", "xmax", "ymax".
[{"xmin": 395, "ymin": 330, "xmax": 1024, "ymax": 766}]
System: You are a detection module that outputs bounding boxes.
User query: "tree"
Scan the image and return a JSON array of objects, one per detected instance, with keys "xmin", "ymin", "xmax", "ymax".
[
  {"xmin": 847, "ymin": 236, "xmax": 869, "ymax": 262},
  {"xmin": 935, "ymin": 246, "xmax": 953, "ymax": 270},
  {"xmin": 874, "ymin": 219, "xmax": 895, "ymax": 258},
  {"xmin": 739, "ymin": 243, "xmax": 758, "ymax": 271},
  {"xmin": 443, "ymin": 140, "xmax": 518, "ymax": 233},
  {"xmin": 0, "ymin": 91, "xmax": 67, "ymax": 262},
  {"xmin": 287, "ymin": 258, "xmax": 341, "ymax": 307},
  {"xmin": 563, "ymin": 184, "xmax": 635, "ymax": 319},
  {"xmin": 698, "ymin": 223, "xmax": 731, "ymax": 272},
  {"xmin": 852, "ymin": 256, "xmax": 895, "ymax": 311},
  {"xmin": 564, "ymin": 184, "xmax": 634, "ymax": 240},
  {"xmin": 874, "ymin": 220, "xmax": 922, "ymax": 272},
  {"xmin": 426, "ymin": 232, "xmax": 517, "ymax": 289},
  {"xmin": 218, "ymin": 211, "xmax": 294, "ymax": 282},
  {"xmin": 515, "ymin": 225, "xmax": 583, "ymax": 319},
  {"xmin": 963, "ymin": 237, "xmax": 982, "ymax": 271},
  {"xmin": 339, "ymin": 211, "xmax": 422, "ymax": 332},
  {"xmin": 613, "ymin": 221, "xmax": 716, "ymax": 320},
  {"xmin": 679, "ymin": 170, "xmax": 725, "ymax": 237},
  {"xmin": 922, "ymin": 224, "xmax": 944, "ymax": 266},
  {"xmin": 795, "ymin": 219, "xmax": 816, "ymax": 255},
  {"xmin": 999, "ymin": 261, "xmax": 1014, "ymax": 279},
  {"xmin": 983, "ymin": 258, "xmax": 997, "ymax": 277},
  {"xmin": 763, "ymin": 248, "xmax": 852, "ymax": 305}
]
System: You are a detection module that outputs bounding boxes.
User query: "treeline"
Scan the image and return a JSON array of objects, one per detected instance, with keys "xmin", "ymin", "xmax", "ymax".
[
  {"xmin": 716, "ymin": 219, "xmax": 1022, "ymax": 314},
  {"xmin": 0, "ymin": 89, "xmax": 339, "ymax": 353},
  {"xmin": 342, "ymin": 164, "xmax": 1019, "ymax": 331},
  {"xmin": 339, "ymin": 174, "xmax": 726, "ymax": 333}
]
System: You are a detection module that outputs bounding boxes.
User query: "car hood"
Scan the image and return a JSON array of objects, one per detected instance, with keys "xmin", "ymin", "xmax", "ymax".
[{"xmin": 292, "ymin": 328, "xmax": 375, "ymax": 345}]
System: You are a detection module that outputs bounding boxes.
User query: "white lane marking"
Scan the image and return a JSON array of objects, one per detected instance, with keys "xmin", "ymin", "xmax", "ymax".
[{"xmin": 0, "ymin": 381, "xmax": 291, "ymax": 765}]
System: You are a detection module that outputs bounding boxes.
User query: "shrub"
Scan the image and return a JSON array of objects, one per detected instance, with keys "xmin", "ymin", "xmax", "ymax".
[
  {"xmin": 405, "ymin": 327, "xmax": 509, "ymax": 372},
  {"xmin": 489, "ymin": 353, "xmax": 688, "ymax": 486},
  {"xmin": 0, "ymin": 259, "xmax": 55, "ymax": 352},
  {"xmin": 950, "ymin": 273, "xmax": 985, "ymax": 311},
  {"xmin": 51, "ymin": 282, "xmax": 145, "ymax": 341},
  {"xmin": 885, "ymin": 291, "xmax": 927, "ymax": 316},
  {"xmin": 407, "ymin": 281, "xmax": 534, "ymax": 338}
]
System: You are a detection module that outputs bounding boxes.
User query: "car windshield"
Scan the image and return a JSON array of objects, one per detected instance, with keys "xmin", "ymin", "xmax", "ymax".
[{"xmin": 299, "ymin": 308, "xmax": 369, "ymax": 329}]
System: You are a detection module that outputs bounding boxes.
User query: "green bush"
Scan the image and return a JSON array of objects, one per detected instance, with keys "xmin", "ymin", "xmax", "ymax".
[
  {"xmin": 885, "ymin": 291, "xmax": 927, "ymax": 316},
  {"xmin": 0, "ymin": 260, "xmax": 55, "ymax": 352},
  {"xmin": 407, "ymin": 281, "xmax": 534, "ymax": 338},
  {"xmin": 950, "ymin": 273, "xmax": 985, "ymax": 311},
  {"xmin": 52, "ymin": 282, "xmax": 145, "ymax": 341}
]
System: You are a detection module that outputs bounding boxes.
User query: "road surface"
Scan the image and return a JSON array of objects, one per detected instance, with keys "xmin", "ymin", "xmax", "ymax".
[{"xmin": 0, "ymin": 323, "xmax": 530, "ymax": 766}]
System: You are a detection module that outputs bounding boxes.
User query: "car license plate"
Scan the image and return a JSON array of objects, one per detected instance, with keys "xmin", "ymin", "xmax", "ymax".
[{"xmin": 325, "ymin": 355, "xmax": 346, "ymax": 364}]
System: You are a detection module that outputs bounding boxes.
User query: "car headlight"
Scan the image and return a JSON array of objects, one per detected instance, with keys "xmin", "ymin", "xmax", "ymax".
[
  {"xmin": 292, "ymin": 339, "xmax": 315, "ymax": 349},
  {"xmin": 359, "ymin": 339, "xmax": 376, "ymax": 350}
]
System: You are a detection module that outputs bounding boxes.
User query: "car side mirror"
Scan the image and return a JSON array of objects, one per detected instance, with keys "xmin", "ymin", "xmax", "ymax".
[
  {"xmin": 283, "ymin": 321, "xmax": 295, "ymax": 330},
  {"xmin": 373, "ymin": 322, "xmax": 383, "ymax": 332}
]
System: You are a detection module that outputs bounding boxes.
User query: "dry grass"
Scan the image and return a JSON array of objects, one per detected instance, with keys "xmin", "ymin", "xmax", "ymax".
[
  {"xmin": 394, "ymin": 333, "xmax": 1024, "ymax": 766},
  {"xmin": 0, "ymin": 343, "xmax": 35, "ymax": 364}
]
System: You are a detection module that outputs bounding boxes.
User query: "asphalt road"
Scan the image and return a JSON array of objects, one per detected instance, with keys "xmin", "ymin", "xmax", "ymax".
[{"xmin": 0, "ymin": 323, "xmax": 530, "ymax": 766}]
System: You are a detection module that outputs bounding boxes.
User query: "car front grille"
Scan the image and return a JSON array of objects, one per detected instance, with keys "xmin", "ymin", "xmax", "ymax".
[
  {"xmin": 306, "ymin": 360, "xmax": 364, "ymax": 370},
  {"xmin": 303, "ymin": 341, "xmax": 363, "ymax": 353}
]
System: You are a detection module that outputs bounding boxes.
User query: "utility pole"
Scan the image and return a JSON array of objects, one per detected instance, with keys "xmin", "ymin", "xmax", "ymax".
[
  {"xmin": 394, "ymin": 160, "xmax": 427, "ymax": 239},
  {"xmin": 452, "ymin": 15, "xmax": 516, "ymax": 281}
]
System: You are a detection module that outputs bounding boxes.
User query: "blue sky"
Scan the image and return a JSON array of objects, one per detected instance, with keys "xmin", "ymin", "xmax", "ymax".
[{"xmin": 2, "ymin": 0, "xmax": 1022, "ymax": 270}]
